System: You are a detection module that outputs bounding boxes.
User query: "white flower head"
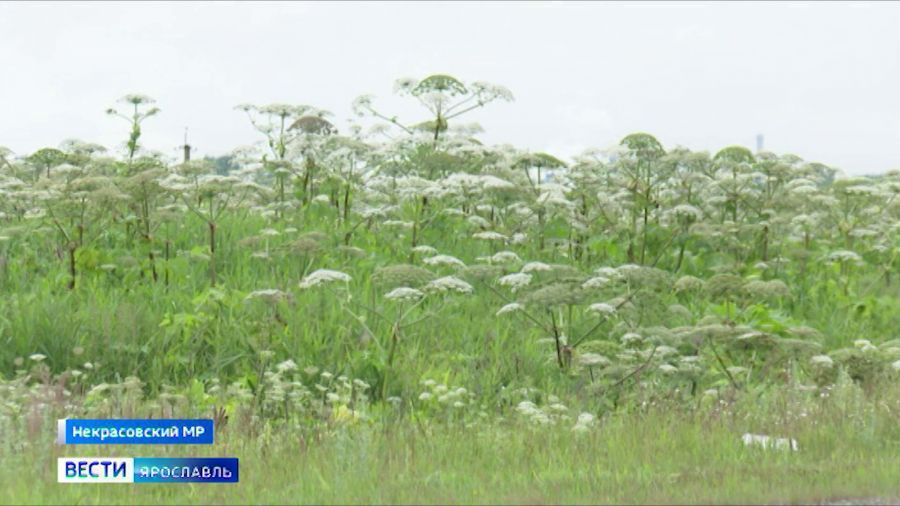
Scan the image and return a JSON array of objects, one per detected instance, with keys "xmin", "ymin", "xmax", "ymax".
[
  {"xmin": 656, "ymin": 346, "xmax": 679, "ymax": 358},
  {"xmin": 583, "ymin": 276, "xmax": 611, "ymax": 289},
  {"xmin": 853, "ymin": 339, "xmax": 878, "ymax": 353},
  {"xmin": 482, "ymin": 175, "xmax": 515, "ymax": 190},
  {"xmin": 467, "ymin": 215, "xmax": 491, "ymax": 228},
  {"xmin": 424, "ymin": 276, "xmax": 474, "ymax": 294},
  {"xmin": 423, "ymin": 254, "xmax": 466, "ymax": 268},
  {"xmin": 548, "ymin": 403, "xmax": 568, "ymax": 413},
  {"xmin": 473, "ymin": 231, "xmax": 508, "ymax": 242},
  {"xmin": 810, "ymin": 355, "xmax": 834, "ymax": 367},
  {"xmin": 521, "ymin": 261, "xmax": 552, "ymax": 273},
  {"xmin": 496, "ymin": 302, "xmax": 524, "ymax": 316},
  {"xmin": 299, "ymin": 269, "xmax": 352, "ymax": 289},
  {"xmin": 412, "ymin": 245, "xmax": 438, "ymax": 255},
  {"xmin": 594, "ymin": 267, "xmax": 618, "ymax": 278},
  {"xmin": 384, "ymin": 287, "xmax": 425, "ymax": 302},
  {"xmin": 276, "ymin": 359, "xmax": 298, "ymax": 373},
  {"xmin": 826, "ymin": 250, "xmax": 864, "ymax": 265},
  {"xmin": 510, "ymin": 233, "xmax": 527, "ymax": 244},
  {"xmin": 658, "ymin": 364, "xmax": 678, "ymax": 374},
  {"xmin": 245, "ymin": 289, "xmax": 291, "ymax": 303},
  {"xmin": 572, "ymin": 412, "xmax": 596, "ymax": 432},
  {"xmin": 516, "ymin": 401, "xmax": 540, "ymax": 416},
  {"xmin": 588, "ymin": 302, "xmax": 616, "ymax": 315},
  {"xmin": 498, "ymin": 273, "xmax": 532, "ymax": 292},
  {"xmin": 672, "ymin": 204, "xmax": 702, "ymax": 222},
  {"xmin": 480, "ymin": 250, "xmax": 521, "ymax": 264},
  {"xmin": 620, "ymin": 332, "xmax": 643, "ymax": 345}
]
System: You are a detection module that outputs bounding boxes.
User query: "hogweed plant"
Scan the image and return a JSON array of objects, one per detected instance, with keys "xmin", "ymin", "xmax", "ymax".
[
  {"xmin": 237, "ymin": 103, "xmax": 337, "ymax": 215},
  {"xmin": 353, "ymin": 74, "xmax": 513, "ymax": 145},
  {"xmin": 160, "ymin": 169, "xmax": 271, "ymax": 286},
  {"xmin": 105, "ymin": 94, "xmax": 160, "ymax": 165},
  {"xmin": 34, "ymin": 164, "xmax": 128, "ymax": 289}
]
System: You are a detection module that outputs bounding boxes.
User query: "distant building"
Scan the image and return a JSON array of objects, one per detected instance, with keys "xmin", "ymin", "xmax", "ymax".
[{"xmin": 756, "ymin": 134, "xmax": 764, "ymax": 153}]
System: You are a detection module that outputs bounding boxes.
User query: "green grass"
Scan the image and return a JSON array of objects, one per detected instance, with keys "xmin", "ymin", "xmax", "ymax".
[{"xmin": 3, "ymin": 382, "xmax": 898, "ymax": 505}]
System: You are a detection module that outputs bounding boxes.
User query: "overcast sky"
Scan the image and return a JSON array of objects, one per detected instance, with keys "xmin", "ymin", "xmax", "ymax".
[{"xmin": 1, "ymin": 1, "xmax": 898, "ymax": 175}]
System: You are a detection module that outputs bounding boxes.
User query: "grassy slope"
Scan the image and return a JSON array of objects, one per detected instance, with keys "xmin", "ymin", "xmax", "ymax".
[{"xmin": 4, "ymin": 385, "xmax": 899, "ymax": 505}]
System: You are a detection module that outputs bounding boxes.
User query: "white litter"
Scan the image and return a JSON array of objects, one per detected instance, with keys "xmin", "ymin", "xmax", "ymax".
[{"xmin": 741, "ymin": 433, "xmax": 799, "ymax": 451}]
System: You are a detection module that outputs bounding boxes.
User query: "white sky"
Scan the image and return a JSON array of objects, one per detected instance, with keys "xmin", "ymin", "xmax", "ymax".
[{"xmin": 1, "ymin": 1, "xmax": 898, "ymax": 174}]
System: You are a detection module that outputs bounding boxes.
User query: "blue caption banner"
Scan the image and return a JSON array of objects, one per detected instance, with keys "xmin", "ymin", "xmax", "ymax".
[
  {"xmin": 57, "ymin": 419, "xmax": 214, "ymax": 445},
  {"xmin": 58, "ymin": 457, "xmax": 238, "ymax": 483},
  {"xmin": 134, "ymin": 458, "xmax": 238, "ymax": 483}
]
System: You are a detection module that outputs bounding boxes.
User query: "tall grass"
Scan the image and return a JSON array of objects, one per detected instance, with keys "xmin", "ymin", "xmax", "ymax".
[{"xmin": 3, "ymin": 380, "xmax": 898, "ymax": 504}]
